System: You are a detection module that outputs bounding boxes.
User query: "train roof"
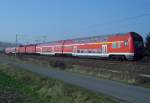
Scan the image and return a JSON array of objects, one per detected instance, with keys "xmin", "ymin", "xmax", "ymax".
[
  {"xmin": 19, "ymin": 32, "xmax": 140, "ymax": 46},
  {"xmin": 71, "ymin": 32, "xmax": 128, "ymax": 40},
  {"xmin": 37, "ymin": 32, "xmax": 135, "ymax": 45}
]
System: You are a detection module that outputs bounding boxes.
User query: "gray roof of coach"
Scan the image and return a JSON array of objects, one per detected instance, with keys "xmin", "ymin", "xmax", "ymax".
[{"xmin": 37, "ymin": 32, "xmax": 128, "ymax": 45}]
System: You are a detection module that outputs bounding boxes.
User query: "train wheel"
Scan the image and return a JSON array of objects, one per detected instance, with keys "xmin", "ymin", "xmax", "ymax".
[
  {"xmin": 109, "ymin": 55, "xmax": 115, "ymax": 60},
  {"xmin": 118, "ymin": 55, "xmax": 126, "ymax": 61}
]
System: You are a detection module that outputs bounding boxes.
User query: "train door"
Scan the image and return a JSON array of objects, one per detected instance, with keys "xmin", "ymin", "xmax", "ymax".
[
  {"xmin": 73, "ymin": 46, "xmax": 77, "ymax": 53},
  {"xmin": 102, "ymin": 45, "xmax": 107, "ymax": 54}
]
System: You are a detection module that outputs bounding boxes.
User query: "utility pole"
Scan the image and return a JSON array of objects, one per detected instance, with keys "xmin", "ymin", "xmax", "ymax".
[
  {"xmin": 43, "ymin": 35, "xmax": 47, "ymax": 43},
  {"xmin": 15, "ymin": 34, "xmax": 18, "ymax": 57},
  {"xmin": 16, "ymin": 34, "xmax": 18, "ymax": 46},
  {"xmin": 35, "ymin": 39, "xmax": 38, "ymax": 44}
]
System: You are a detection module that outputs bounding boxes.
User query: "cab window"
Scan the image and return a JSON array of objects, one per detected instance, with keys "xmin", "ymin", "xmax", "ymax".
[
  {"xmin": 124, "ymin": 41, "xmax": 128, "ymax": 47},
  {"xmin": 134, "ymin": 41, "xmax": 143, "ymax": 48}
]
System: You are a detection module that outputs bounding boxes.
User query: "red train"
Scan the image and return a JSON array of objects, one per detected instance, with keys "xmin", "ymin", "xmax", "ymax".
[{"xmin": 5, "ymin": 32, "xmax": 144, "ymax": 60}]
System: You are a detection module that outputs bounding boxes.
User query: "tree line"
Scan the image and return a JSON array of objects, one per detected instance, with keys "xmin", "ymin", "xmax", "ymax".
[{"xmin": 145, "ymin": 33, "xmax": 150, "ymax": 57}]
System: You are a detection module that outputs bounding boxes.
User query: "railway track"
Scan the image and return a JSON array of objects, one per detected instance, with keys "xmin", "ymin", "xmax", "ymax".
[{"xmin": 17, "ymin": 54, "xmax": 149, "ymax": 65}]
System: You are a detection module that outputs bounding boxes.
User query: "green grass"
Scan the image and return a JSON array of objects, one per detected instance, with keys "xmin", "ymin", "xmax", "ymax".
[
  {"xmin": 3, "ymin": 54, "xmax": 150, "ymax": 89},
  {"xmin": 0, "ymin": 70, "xmax": 35, "ymax": 103},
  {"xmin": 5, "ymin": 54, "xmax": 150, "ymax": 88},
  {"xmin": 0, "ymin": 63, "xmax": 121, "ymax": 103}
]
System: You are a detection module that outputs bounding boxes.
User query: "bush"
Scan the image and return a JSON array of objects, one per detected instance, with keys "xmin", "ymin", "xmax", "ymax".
[
  {"xmin": 49, "ymin": 61, "xmax": 67, "ymax": 70},
  {"xmin": 135, "ymin": 76, "xmax": 150, "ymax": 84}
]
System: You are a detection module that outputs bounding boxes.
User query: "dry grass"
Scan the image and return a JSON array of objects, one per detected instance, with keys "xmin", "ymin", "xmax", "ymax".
[
  {"xmin": 7, "ymin": 54, "xmax": 150, "ymax": 87},
  {"xmin": 0, "ymin": 63, "xmax": 121, "ymax": 103}
]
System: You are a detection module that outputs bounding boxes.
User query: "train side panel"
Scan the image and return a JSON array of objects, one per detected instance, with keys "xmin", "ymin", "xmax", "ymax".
[
  {"xmin": 107, "ymin": 33, "xmax": 135, "ymax": 59},
  {"xmin": 71, "ymin": 36, "xmax": 109, "ymax": 57},
  {"xmin": 26, "ymin": 45, "xmax": 36, "ymax": 54},
  {"xmin": 53, "ymin": 41, "xmax": 64, "ymax": 54},
  {"xmin": 71, "ymin": 33, "xmax": 136, "ymax": 60},
  {"xmin": 36, "ymin": 41, "xmax": 64, "ymax": 55},
  {"xmin": 4, "ymin": 32, "xmax": 144, "ymax": 60},
  {"xmin": 36, "ymin": 43, "xmax": 55, "ymax": 55},
  {"xmin": 17, "ymin": 46, "xmax": 26, "ymax": 53},
  {"xmin": 108, "ymin": 33, "xmax": 132, "ymax": 53},
  {"xmin": 73, "ymin": 43, "xmax": 103, "ymax": 57},
  {"xmin": 5, "ymin": 48, "xmax": 11, "ymax": 54},
  {"xmin": 63, "ymin": 40, "xmax": 74, "ymax": 54},
  {"xmin": 5, "ymin": 47, "xmax": 16, "ymax": 54}
]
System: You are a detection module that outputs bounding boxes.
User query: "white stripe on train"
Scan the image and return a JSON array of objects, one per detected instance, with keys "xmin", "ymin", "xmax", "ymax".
[{"xmin": 36, "ymin": 52, "xmax": 134, "ymax": 57}]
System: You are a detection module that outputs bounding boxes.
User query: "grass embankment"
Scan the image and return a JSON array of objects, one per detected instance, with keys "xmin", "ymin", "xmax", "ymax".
[
  {"xmin": 18, "ymin": 56, "xmax": 150, "ymax": 88},
  {"xmin": 5, "ymin": 54, "xmax": 150, "ymax": 88},
  {"xmin": 0, "ymin": 63, "xmax": 121, "ymax": 103}
]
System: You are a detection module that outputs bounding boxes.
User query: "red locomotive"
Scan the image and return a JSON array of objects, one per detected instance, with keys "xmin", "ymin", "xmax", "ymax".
[{"xmin": 5, "ymin": 32, "xmax": 144, "ymax": 60}]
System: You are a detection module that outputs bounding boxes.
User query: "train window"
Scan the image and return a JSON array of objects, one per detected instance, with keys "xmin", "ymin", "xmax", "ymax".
[
  {"xmin": 112, "ymin": 42, "xmax": 117, "ymax": 48},
  {"xmin": 88, "ymin": 51, "xmax": 92, "ymax": 53},
  {"xmin": 118, "ymin": 42, "xmax": 121, "ymax": 48},
  {"xmin": 124, "ymin": 41, "xmax": 128, "ymax": 47},
  {"xmin": 99, "ymin": 49, "xmax": 102, "ymax": 53},
  {"xmin": 134, "ymin": 41, "xmax": 143, "ymax": 48}
]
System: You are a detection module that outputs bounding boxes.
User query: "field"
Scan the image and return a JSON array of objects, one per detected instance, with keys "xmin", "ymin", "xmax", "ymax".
[
  {"xmin": 0, "ymin": 63, "xmax": 121, "ymax": 103},
  {"xmin": 11, "ymin": 54, "xmax": 150, "ymax": 88}
]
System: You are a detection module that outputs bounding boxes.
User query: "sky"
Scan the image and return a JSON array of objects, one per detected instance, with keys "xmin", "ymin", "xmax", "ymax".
[{"xmin": 0, "ymin": 0, "xmax": 150, "ymax": 43}]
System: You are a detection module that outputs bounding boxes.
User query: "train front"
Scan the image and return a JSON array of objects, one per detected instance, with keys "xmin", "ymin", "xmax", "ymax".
[{"xmin": 131, "ymin": 32, "xmax": 144, "ymax": 60}]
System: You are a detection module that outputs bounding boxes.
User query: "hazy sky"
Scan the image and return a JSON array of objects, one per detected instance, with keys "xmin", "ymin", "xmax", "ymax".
[{"xmin": 0, "ymin": 0, "xmax": 150, "ymax": 43}]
